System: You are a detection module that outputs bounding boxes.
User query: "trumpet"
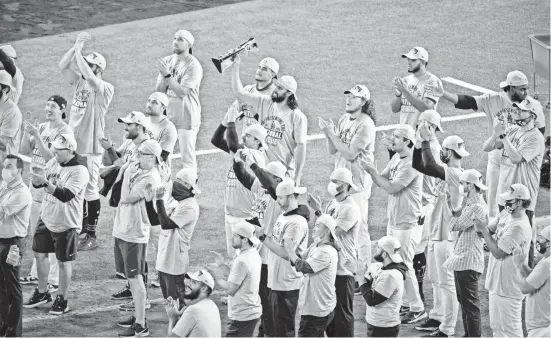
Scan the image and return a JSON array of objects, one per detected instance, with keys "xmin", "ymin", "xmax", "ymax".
[{"xmin": 212, "ymin": 38, "xmax": 259, "ymax": 73}]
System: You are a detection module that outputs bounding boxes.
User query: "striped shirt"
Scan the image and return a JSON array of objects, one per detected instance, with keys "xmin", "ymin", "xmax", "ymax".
[{"xmin": 443, "ymin": 194, "xmax": 487, "ymax": 273}]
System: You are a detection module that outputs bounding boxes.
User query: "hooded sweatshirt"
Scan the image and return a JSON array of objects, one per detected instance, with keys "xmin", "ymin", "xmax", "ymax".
[{"xmin": 360, "ymin": 262, "xmax": 407, "ymax": 306}]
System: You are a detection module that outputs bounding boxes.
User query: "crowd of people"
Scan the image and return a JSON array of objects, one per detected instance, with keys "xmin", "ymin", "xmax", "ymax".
[{"xmin": 0, "ymin": 29, "xmax": 549, "ymax": 338}]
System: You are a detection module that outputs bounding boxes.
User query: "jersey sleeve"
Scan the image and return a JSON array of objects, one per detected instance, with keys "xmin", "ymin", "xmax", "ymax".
[
  {"xmin": 305, "ymin": 247, "xmax": 332, "ymax": 273},
  {"xmin": 181, "ymin": 60, "xmax": 203, "ymax": 89},
  {"xmin": 283, "ymin": 221, "xmax": 307, "ymax": 251},
  {"xmin": 423, "ymin": 76, "xmax": 441, "ymax": 104},
  {"xmin": 350, "ymin": 120, "xmax": 375, "ymax": 150},
  {"xmin": 227, "ymin": 258, "xmax": 249, "ymax": 286},
  {"xmin": 516, "ymin": 131, "xmax": 545, "ymax": 163},
  {"xmin": 172, "ymin": 307, "xmax": 197, "ymax": 337},
  {"xmin": 94, "ymin": 80, "xmax": 114, "ymax": 118},
  {"xmin": 497, "ymin": 223, "xmax": 528, "ymax": 254},
  {"xmin": 335, "ymin": 204, "xmax": 359, "ymax": 232},
  {"xmin": 292, "ymin": 111, "xmax": 308, "ymax": 145},
  {"xmin": 159, "ymin": 122, "xmax": 178, "ymax": 153},
  {"xmin": 373, "ymin": 271, "xmax": 399, "ymax": 298},
  {"xmin": 0, "ymin": 108, "xmax": 21, "ymax": 139},
  {"xmin": 64, "ymin": 166, "xmax": 90, "ymax": 196},
  {"xmin": 526, "ymin": 258, "xmax": 550, "ymax": 290},
  {"xmin": 169, "ymin": 203, "xmax": 198, "ymax": 229}
]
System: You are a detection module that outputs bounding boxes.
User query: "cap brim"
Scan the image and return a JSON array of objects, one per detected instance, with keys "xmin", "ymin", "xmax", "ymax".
[
  {"xmin": 499, "ymin": 191, "xmax": 513, "ymax": 201},
  {"xmin": 295, "ymin": 186, "xmax": 307, "ymax": 195},
  {"xmin": 456, "ymin": 148, "xmax": 470, "ymax": 157},
  {"xmin": 118, "ymin": 117, "xmax": 131, "ymax": 124},
  {"xmin": 344, "ymin": 90, "xmax": 352, "ymax": 94},
  {"xmin": 192, "ymin": 185, "xmax": 202, "ymax": 194},
  {"xmin": 401, "ymin": 53, "xmax": 417, "ymax": 59},
  {"xmin": 475, "ymin": 183, "xmax": 488, "ymax": 191},
  {"xmin": 389, "ymin": 253, "xmax": 403, "ymax": 263},
  {"xmin": 436, "ymin": 124, "xmax": 444, "ymax": 133},
  {"xmin": 499, "ymin": 81, "xmax": 508, "ymax": 88}
]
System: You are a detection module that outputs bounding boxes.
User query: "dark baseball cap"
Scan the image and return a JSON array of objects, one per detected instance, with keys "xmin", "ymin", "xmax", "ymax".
[{"xmin": 48, "ymin": 95, "xmax": 67, "ymax": 119}]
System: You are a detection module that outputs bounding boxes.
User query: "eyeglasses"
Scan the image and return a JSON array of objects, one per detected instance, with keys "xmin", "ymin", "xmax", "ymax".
[{"xmin": 137, "ymin": 151, "xmax": 154, "ymax": 157}]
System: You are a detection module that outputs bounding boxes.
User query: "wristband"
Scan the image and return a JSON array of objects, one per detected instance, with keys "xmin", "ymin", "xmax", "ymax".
[
  {"xmin": 259, "ymin": 235, "xmax": 266, "ymax": 242},
  {"xmin": 315, "ymin": 210, "xmax": 322, "ymax": 217},
  {"xmin": 499, "ymin": 134, "xmax": 506, "ymax": 139},
  {"xmin": 164, "ymin": 74, "xmax": 172, "ymax": 79}
]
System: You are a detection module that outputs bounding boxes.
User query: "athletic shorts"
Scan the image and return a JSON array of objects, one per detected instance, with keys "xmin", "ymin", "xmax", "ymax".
[
  {"xmin": 114, "ymin": 238, "xmax": 147, "ymax": 278},
  {"xmin": 32, "ymin": 219, "xmax": 78, "ymax": 262}
]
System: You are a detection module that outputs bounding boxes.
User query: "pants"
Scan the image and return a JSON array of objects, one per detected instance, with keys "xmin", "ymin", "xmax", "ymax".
[
  {"xmin": 387, "ymin": 224, "xmax": 424, "ymax": 312},
  {"xmin": 258, "ymin": 264, "xmax": 273, "ymax": 337},
  {"xmin": 427, "ymin": 240, "xmax": 458, "ymax": 336},
  {"xmin": 366, "ymin": 323, "xmax": 400, "ymax": 337},
  {"xmin": 225, "ymin": 215, "xmax": 247, "ymax": 258},
  {"xmin": 416, "ymin": 203, "xmax": 435, "ymax": 254},
  {"xmin": 270, "ymin": 289, "xmax": 299, "ymax": 337},
  {"xmin": 147, "ymin": 225, "xmax": 160, "ymax": 271},
  {"xmin": 488, "ymin": 292, "xmax": 523, "ymax": 337},
  {"xmin": 29, "ymin": 202, "xmax": 58, "ymax": 284},
  {"xmin": 454, "ymin": 270, "xmax": 481, "ymax": 337},
  {"xmin": 326, "ymin": 275, "xmax": 354, "ymax": 337},
  {"xmin": 226, "ymin": 317, "xmax": 260, "ymax": 337},
  {"xmin": 177, "ymin": 127, "xmax": 199, "ymax": 174},
  {"xmin": 486, "ymin": 151, "xmax": 500, "ymax": 222},
  {"xmin": 413, "ymin": 252, "xmax": 427, "ymax": 303},
  {"xmin": 0, "ymin": 238, "xmax": 24, "ymax": 337},
  {"xmin": 83, "ymin": 154, "xmax": 102, "ymax": 201},
  {"xmin": 352, "ymin": 187, "xmax": 372, "ymax": 282},
  {"xmin": 158, "ymin": 271, "xmax": 186, "ymax": 304},
  {"xmin": 299, "ymin": 311, "xmax": 335, "ymax": 337},
  {"xmin": 528, "ymin": 326, "xmax": 550, "ymax": 337}
]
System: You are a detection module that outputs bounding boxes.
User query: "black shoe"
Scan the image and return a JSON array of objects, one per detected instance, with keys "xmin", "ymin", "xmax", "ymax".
[
  {"xmin": 421, "ymin": 329, "xmax": 449, "ymax": 337},
  {"xmin": 415, "ymin": 318, "xmax": 442, "ymax": 332},
  {"xmin": 0, "ymin": 326, "xmax": 6, "ymax": 337},
  {"xmin": 119, "ymin": 321, "xmax": 149, "ymax": 337},
  {"xmin": 23, "ymin": 288, "xmax": 52, "ymax": 308},
  {"xmin": 399, "ymin": 305, "xmax": 410, "ymax": 315},
  {"xmin": 112, "ymin": 286, "xmax": 133, "ymax": 300},
  {"xmin": 401, "ymin": 310, "xmax": 428, "ymax": 324},
  {"xmin": 116, "ymin": 272, "xmax": 127, "ymax": 280},
  {"xmin": 49, "ymin": 295, "xmax": 70, "ymax": 315},
  {"xmin": 117, "ymin": 316, "xmax": 136, "ymax": 328}
]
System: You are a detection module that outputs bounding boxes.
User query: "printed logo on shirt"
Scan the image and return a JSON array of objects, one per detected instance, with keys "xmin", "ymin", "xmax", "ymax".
[
  {"xmin": 251, "ymin": 194, "xmax": 269, "ymax": 220},
  {"xmin": 272, "ymin": 220, "xmax": 284, "ymax": 243},
  {"xmin": 71, "ymin": 89, "xmax": 91, "ymax": 114},
  {"xmin": 239, "ymin": 104, "xmax": 259, "ymax": 127},
  {"xmin": 501, "ymin": 129, "xmax": 525, "ymax": 166},
  {"xmin": 262, "ymin": 116, "xmax": 286, "ymax": 146},
  {"xmin": 495, "ymin": 107, "xmax": 516, "ymax": 128},
  {"xmin": 338, "ymin": 128, "xmax": 355, "ymax": 146}
]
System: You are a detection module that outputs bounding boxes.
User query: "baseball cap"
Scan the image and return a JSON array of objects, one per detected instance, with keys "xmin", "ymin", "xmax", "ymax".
[
  {"xmin": 344, "ymin": 84, "xmax": 371, "ymax": 100},
  {"xmin": 259, "ymin": 57, "xmax": 279, "ymax": 75},
  {"xmin": 51, "ymin": 133, "xmax": 77, "ymax": 152},
  {"xmin": 185, "ymin": 270, "xmax": 214, "ymax": 289},
  {"xmin": 138, "ymin": 139, "xmax": 162, "ymax": 165},
  {"xmin": 330, "ymin": 168, "xmax": 358, "ymax": 191},
  {"xmin": 276, "ymin": 178, "xmax": 307, "ymax": 197},
  {"xmin": 394, "ymin": 124, "xmax": 416, "ymax": 142},
  {"xmin": 118, "ymin": 111, "xmax": 151, "ymax": 129},
  {"xmin": 401, "ymin": 47, "xmax": 429, "ymax": 62},
  {"xmin": 316, "ymin": 214, "xmax": 338, "ymax": 239},
  {"xmin": 0, "ymin": 45, "xmax": 16, "ymax": 59},
  {"xmin": 513, "ymin": 98, "xmax": 539, "ymax": 116},
  {"xmin": 442, "ymin": 135, "xmax": 470, "ymax": 157},
  {"xmin": 378, "ymin": 236, "xmax": 403, "ymax": 263},
  {"xmin": 0, "ymin": 70, "xmax": 15, "ymax": 92},
  {"xmin": 244, "ymin": 124, "xmax": 268, "ymax": 148},
  {"xmin": 234, "ymin": 222, "xmax": 257, "ymax": 241},
  {"xmin": 499, "ymin": 71, "xmax": 528, "ymax": 89},
  {"xmin": 459, "ymin": 169, "xmax": 487, "ymax": 190},
  {"xmin": 419, "ymin": 109, "xmax": 444, "ymax": 132},
  {"xmin": 541, "ymin": 226, "xmax": 551, "ymax": 241},
  {"xmin": 276, "ymin": 75, "xmax": 298, "ymax": 96},
  {"xmin": 149, "ymin": 92, "xmax": 169, "ymax": 107},
  {"xmin": 83, "ymin": 52, "xmax": 106, "ymax": 70},
  {"xmin": 175, "ymin": 30, "xmax": 195, "ymax": 46},
  {"xmin": 499, "ymin": 183, "xmax": 530, "ymax": 201},
  {"xmin": 264, "ymin": 161, "xmax": 286, "ymax": 179},
  {"xmin": 175, "ymin": 168, "xmax": 201, "ymax": 194},
  {"xmin": 48, "ymin": 95, "xmax": 68, "ymax": 119}
]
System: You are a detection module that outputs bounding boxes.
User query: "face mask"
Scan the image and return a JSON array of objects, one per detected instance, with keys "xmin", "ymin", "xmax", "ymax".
[
  {"xmin": 1, "ymin": 169, "xmax": 16, "ymax": 183},
  {"xmin": 374, "ymin": 252, "xmax": 384, "ymax": 262},
  {"xmin": 515, "ymin": 115, "xmax": 534, "ymax": 127},
  {"xmin": 171, "ymin": 181, "xmax": 194, "ymax": 201},
  {"xmin": 537, "ymin": 241, "xmax": 549, "ymax": 254},
  {"xmin": 504, "ymin": 200, "xmax": 518, "ymax": 214},
  {"xmin": 440, "ymin": 150, "xmax": 451, "ymax": 164},
  {"xmin": 327, "ymin": 182, "xmax": 340, "ymax": 197}
]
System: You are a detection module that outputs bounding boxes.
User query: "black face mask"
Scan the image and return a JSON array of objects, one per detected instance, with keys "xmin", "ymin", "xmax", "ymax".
[
  {"xmin": 440, "ymin": 150, "xmax": 451, "ymax": 164},
  {"xmin": 537, "ymin": 241, "xmax": 549, "ymax": 254},
  {"xmin": 171, "ymin": 181, "xmax": 194, "ymax": 201},
  {"xmin": 374, "ymin": 253, "xmax": 384, "ymax": 262}
]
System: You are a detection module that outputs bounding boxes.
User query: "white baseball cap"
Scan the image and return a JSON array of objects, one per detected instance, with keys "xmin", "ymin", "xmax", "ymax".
[
  {"xmin": 316, "ymin": 214, "xmax": 338, "ymax": 239},
  {"xmin": 175, "ymin": 30, "xmax": 195, "ymax": 46},
  {"xmin": 344, "ymin": 84, "xmax": 371, "ymax": 100},
  {"xmin": 442, "ymin": 135, "xmax": 470, "ymax": 157},
  {"xmin": 276, "ymin": 75, "xmax": 298, "ymax": 96},
  {"xmin": 0, "ymin": 45, "xmax": 16, "ymax": 59},
  {"xmin": 276, "ymin": 178, "xmax": 307, "ymax": 197},
  {"xmin": 401, "ymin": 47, "xmax": 429, "ymax": 62},
  {"xmin": 138, "ymin": 139, "xmax": 162, "ymax": 164},
  {"xmin": 244, "ymin": 124, "xmax": 268, "ymax": 148},
  {"xmin": 378, "ymin": 236, "xmax": 403, "ymax": 263},
  {"xmin": 185, "ymin": 270, "xmax": 214, "ymax": 289},
  {"xmin": 459, "ymin": 169, "xmax": 487, "ymax": 191},
  {"xmin": 499, "ymin": 183, "xmax": 530, "ymax": 201},
  {"xmin": 175, "ymin": 168, "xmax": 201, "ymax": 194},
  {"xmin": 541, "ymin": 226, "xmax": 550, "ymax": 241},
  {"xmin": 264, "ymin": 162, "xmax": 286, "ymax": 179},
  {"xmin": 51, "ymin": 133, "xmax": 78, "ymax": 152},
  {"xmin": 148, "ymin": 92, "xmax": 169, "ymax": 107},
  {"xmin": 259, "ymin": 57, "xmax": 279, "ymax": 75},
  {"xmin": 394, "ymin": 124, "xmax": 416, "ymax": 142},
  {"xmin": 330, "ymin": 168, "xmax": 358, "ymax": 191},
  {"xmin": 513, "ymin": 97, "xmax": 539, "ymax": 116},
  {"xmin": 83, "ymin": 52, "xmax": 106, "ymax": 70},
  {"xmin": 118, "ymin": 111, "xmax": 151, "ymax": 129},
  {"xmin": 0, "ymin": 70, "xmax": 15, "ymax": 92},
  {"xmin": 499, "ymin": 71, "xmax": 528, "ymax": 88},
  {"xmin": 419, "ymin": 109, "xmax": 444, "ymax": 132}
]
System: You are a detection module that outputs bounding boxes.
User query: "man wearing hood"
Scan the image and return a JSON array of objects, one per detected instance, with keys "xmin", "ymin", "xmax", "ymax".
[{"xmin": 360, "ymin": 236, "xmax": 407, "ymax": 337}]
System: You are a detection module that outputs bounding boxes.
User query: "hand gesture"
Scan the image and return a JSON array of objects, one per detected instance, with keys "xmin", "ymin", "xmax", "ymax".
[
  {"xmin": 307, "ymin": 193, "xmax": 322, "ymax": 212},
  {"xmin": 494, "ymin": 120, "xmax": 506, "ymax": 136},
  {"xmin": 427, "ymin": 80, "xmax": 444, "ymax": 98},
  {"xmin": 256, "ymin": 226, "xmax": 266, "ymax": 239},
  {"xmin": 318, "ymin": 117, "xmax": 330, "ymax": 133},
  {"xmin": 511, "ymin": 244, "xmax": 526, "ymax": 267},
  {"xmin": 231, "ymin": 54, "xmax": 241, "ymax": 67},
  {"xmin": 473, "ymin": 213, "xmax": 488, "ymax": 232},
  {"xmin": 98, "ymin": 136, "xmax": 113, "ymax": 150},
  {"xmin": 393, "ymin": 77, "xmax": 407, "ymax": 94},
  {"xmin": 380, "ymin": 132, "xmax": 393, "ymax": 150},
  {"xmin": 358, "ymin": 156, "xmax": 376, "ymax": 173},
  {"xmin": 164, "ymin": 297, "xmax": 184, "ymax": 320},
  {"xmin": 24, "ymin": 120, "xmax": 40, "ymax": 137},
  {"xmin": 157, "ymin": 58, "xmax": 170, "ymax": 77},
  {"xmin": 30, "ymin": 171, "xmax": 48, "ymax": 186},
  {"xmin": 75, "ymin": 32, "xmax": 91, "ymax": 44},
  {"xmin": 155, "ymin": 186, "xmax": 166, "ymax": 200},
  {"xmin": 232, "ymin": 150, "xmax": 243, "ymax": 164},
  {"xmin": 392, "ymin": 77, "xmax": 402, "ymax": 96},
  {"xmin": 418, "ymin": 120, "xmax": 432, "ymax": 141},
  {"xmin": 74, "ymin": 41, "xmax": 84, "ymax": 54}
]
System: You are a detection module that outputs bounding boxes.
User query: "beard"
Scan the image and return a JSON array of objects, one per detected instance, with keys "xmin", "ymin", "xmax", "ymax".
[
  {"xmin": 374, "ymin": 253, "xmax": 384, "ymax": 262},
  {"xmin": 511, "ymin": 91, "xmax": 523, "ymax": 102},
  {"xmin": 183, "ymin": 287, "xmax": 201, "ymax": 300},
  {"xmin": 271, "ymin": 93, "xmax": 285, "ymax": 103},
  {"xmin": 126, "ymin": 131, "xmax": 139, "ymax": 140},
  {"xmin": 408, "ymin": 63, "xmax": 421, "ymax": 73}
]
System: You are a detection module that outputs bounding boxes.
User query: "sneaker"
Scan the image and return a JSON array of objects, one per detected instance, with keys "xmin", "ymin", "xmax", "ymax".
[
  {"xmin": 20, "ymin": 275, "xmax": 39, "ymax": 285},
  {"xmin": 415, "ymin": 318, "xmax": 442, "ymax": 332},
  {"xmin": 118, "ymin": 321, "xmax": 149, "ymax": 337},
  {"xmin": 401, "ymin": 310, "xmax": 428, "ymax": 324},
  {"xmin": 78, "ymin": 234, "xmax": 98, "ymax": 251},
  {"xmin": 111, "ymin": 286, "xmax": 133, "ymax": 300},
  {"xmin": 117, "ymin": 316, "xmax": 136, "ymax": 328},
  {"xmin": 421, "ymin": 329, "xmax": 449, "ymax": 337},
  {"xmin": 49, "ymin": 295, "xmax": 69, "ymax": 315},
  {"xmin": 399, "ymin": 306, "xmax": 411, "ymax": 315},
  {"xmin": 119, "ymin": 299, "xmax": 151, "ymax": 311},
  {"xmin": 23, "ymin": 288, "xmax": 52, "ymax": 308},
  {"xmin": 116, "ymin": 272, "xmax": 127, "ymax": 280},
  {"xmin": 150, "ymin": 274, "xmax": 160, "ymax": 288},
  {"xmin": 47, "ymin": 284, "xmax": 59, "ymax": 293}
]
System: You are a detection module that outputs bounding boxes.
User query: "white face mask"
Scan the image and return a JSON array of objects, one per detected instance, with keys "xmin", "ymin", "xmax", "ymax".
[
  {"xmin": 1, "ymin": 169, "xmax": 16, "ymax": 183},
  {"xmin": 327, "ymin": 182, "xmax": 340, "ymax": 197}
]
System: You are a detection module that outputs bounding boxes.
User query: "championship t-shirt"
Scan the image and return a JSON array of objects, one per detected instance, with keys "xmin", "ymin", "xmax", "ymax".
[
  {"xmin": 430, "ymin": 166, "xmax": 464, "ymax": 241},
  {"xmin": 399, "ymin": 72, "xmax": 441, "ymax": 127},
  {"xmin": 227, "ymin": 83, "xmax": 276, "ymax": 136},
  {"xmin": 69, "ymin": 76, "xmax": 114, "ymax": 154},
  {"xmin": 147, "ymin": 116, "xmax": 178, "ymax": 154},
  {"xmin": 114, "ymin": 138, "xmax": 148, "ymax": 167},
  {"xmin": 227, "ymin": 247, "xmax": 262, "ymax": 321},
  {"xmin": 173, "ymin": 298, "xmax": 221, "ymax": 338},
  {"xmin": 365, "ymin": 269, "xmax": 404, "ymax": 327},
  {"xmin": 525, "ymin": 256, "xmax": 550, "ymax": 331}
]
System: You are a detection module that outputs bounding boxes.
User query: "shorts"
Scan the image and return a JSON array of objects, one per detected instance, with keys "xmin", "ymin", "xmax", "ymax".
[
  {"xmin": 114, "ymin": 238, "xmax": 147, "ymax": 278},
  {"xmin": 84, "ymin": 154, "xmax": 102, "ymax": 201},
  {"xmin": 32, "ymin": 219, "xmax": 78, "ymax": 262}
]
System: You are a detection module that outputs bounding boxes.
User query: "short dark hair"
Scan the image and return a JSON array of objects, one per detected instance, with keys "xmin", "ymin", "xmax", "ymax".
[
  {"xmin": 520, "ymin": 199, "xmax": 531, "ymax": 209},
  {"xmin": 287, "ymin": 94, "xmax": 298, "ymax": 110},
  {"xmin": 204, "ymin": 285, "xmax": 213, "ymax": 297},
  {"xmin": 406, "ymin": 140, "xmax": 414, "ymax": 148},
  {"xmin": 6, "ymin": 154, "xmax": 24, "ymax": 170},
  {"xmin": 0, "ymin": 84, "xmax": 10, "ymax": 94},
  {"xmin": 473, "ymin": 185, "xmax": 481, "ymax": 193}
]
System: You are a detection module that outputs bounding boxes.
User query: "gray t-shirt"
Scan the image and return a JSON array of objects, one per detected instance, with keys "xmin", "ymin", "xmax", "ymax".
[
  {"xmin": 365, "ymin": 268, "xmax": 405, "ymax": 327},
  {"xmin": 227, "ymin": 247, "xmax": 262, "ymax": 321},
  {"xmin": 525, "ymin": 256, "xmax": 550, "ymax": 331},
  {"xmin": 173, "ymin": 298, "xmax": 221, "ymax": 338}
]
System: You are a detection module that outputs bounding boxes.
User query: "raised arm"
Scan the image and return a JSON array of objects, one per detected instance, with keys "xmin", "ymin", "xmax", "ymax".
[
  {"xmin": 226, "ymin": 122, "xmax": 244, "ymax": 154},
  {"xmin": 210, "ymin": 124, "xmax": 230, "ymax": 153},
  {"xmin": 0, "ymin": 49, "xmax": 16, "ymax": 78},
  {"xmin": 420, "ymin": 140, "xmax": 446, "ymax": 180},
  {"xmin": 59, "ymin": 44, "xmax": 80, "ymax": 85},
  {"xmin": 73, "ymin": 43, "xmax": 102, "ymax": 91},
  {"xmin": 230, "ymin": 55, "xmax": 261, "ymax": 107}
]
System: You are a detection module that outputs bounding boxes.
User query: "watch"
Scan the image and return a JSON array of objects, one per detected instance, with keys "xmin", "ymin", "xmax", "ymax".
[
  {"xmin": 499, "ymin": 134, "xmax": 506, "ymax": 139},
  {"xmin": 164, "ymin": 73, "xmax": 172, "ymax": 79},
  {"xmin": 259, "ymin": 235, "xmax": 266, "ymax": 242},
  {"xmin": 315, "ymin": 210, "xmax": 322, "ymax": 217}
]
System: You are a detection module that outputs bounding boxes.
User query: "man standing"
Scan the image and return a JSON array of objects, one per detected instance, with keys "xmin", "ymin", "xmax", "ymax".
[
  {"xmin": 231, "ymin": 54, "xmax": 307, "ymax": 184},
  {"xmin": 360, "ymin": 236, "xmax": 407, "ymax": 338},
  {"xmin": 0, "ymin": 46, "xmax": 23, "ymax": 105},
  {"xmin": 319, "ymin": 84, "xmax": 376, "ymax": 295},
  {"xmin": 474, "ymin": 183, "xmax": 533, "ymax": 337},
  {"xmin": 113, "ymin": 140, "xmax": 161, "ymax": 337},
  {"xmin": 0, "ymin": 155, "xmax": 32, "ymax": 337},
  {"xmin": 360, "ymin": 125, "xmax": 426, "ymax": 324},
  {"xmin": 208, "ymin": 222, "xmax": 262, "ymax": 337},
  {"xmin": 391, "ymin": 47, "xmax": 441, "ymax": 129},
  {"xmin": 25, "ymin": 133, "xmax": 89, "ymax": 315},
  {"xmin": 155, "ymin": 30, "xmax": 203, "ymax": 173},
  {"xmin": 0, "ymin": 70, "xmax": 22, "ymax": 170},
  {"xmin": 144, "ymin": 92, "xmax": 178, "ymax": 163},
  {"xmin": 59, "ymin": 32, "xmax": 115, "ymax": 250}
]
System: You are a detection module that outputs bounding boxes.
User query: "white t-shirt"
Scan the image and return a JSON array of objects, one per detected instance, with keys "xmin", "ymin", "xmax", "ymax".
[
  {"xmin": 399, "ymin": 72, "xmax": 440, "ymax": 127},
  {"xmin": 227, "ymin": 247, "xmax": 262, "ymax": 321},
  {"xmin": 365, "ymin": 268, "xmax": 405, "ymax": 328},
  {"xmin": 228, "ymin": 83, "xmax": 276, "ymax": 136},
  {"xmin": 525, "ymin": 256, "xmax": 550, "ymax": 331},
  {"xmin": 156, "ymin": 196, "xmax": 199, "ymax": 275},
  {"xmin": 422, "ymin": 138, "xmax": 442, "ymax": 206},
  {"xmin": 430, "ymin": 166, "xmax": 464, "ymax": 241},
  {"xmin": 173, "ymin": 298, "xmax": 221, "ymax": 338},
  {"xmin": 147, "ymin": 116, "xmax": 178, "ymax": 154}
]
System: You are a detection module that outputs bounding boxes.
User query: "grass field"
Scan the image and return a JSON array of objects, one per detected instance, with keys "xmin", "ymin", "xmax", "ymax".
[{"xmin": 4, "ymin": 0, "xmax": 550, "ymax": 336}]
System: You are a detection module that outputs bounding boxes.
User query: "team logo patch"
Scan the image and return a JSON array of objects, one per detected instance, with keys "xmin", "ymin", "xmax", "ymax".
[{"xmin": 262, "ymin": 116, "xmax": 285, "ymax": 146}]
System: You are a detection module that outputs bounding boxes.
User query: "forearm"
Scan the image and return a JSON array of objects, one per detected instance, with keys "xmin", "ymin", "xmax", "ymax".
[
  {"xmin": 35, "ymin": 138, "xmax": 54, "ymax": 162},
  {"xmin": 390, "ymin": 96, "xmax": 402, "ymax": 113},
  {"xmin": 502, "ymin": 138, "xmax": 523, "ymax": 163},
  {"xmin": 455, "ymin": 94, "xmax": 478, "ymax": 110},
  {"xmin": 59, "ymin": 46, "xmax": 76, "ymax": 69},
  {"xmin": 74, "ymin": 48, "xmax": 94, "ymax": 79},
  {"xmin": 518, "ymin": 263, "xmax": 533, "ymax": 278},
  {"xmin": 483, "ymin": 134, "xmax": 499, "ymax": 152},
  {"xmin": 421, "ymin": 141, "xmax": 446, "ymax": 179},
  {"xmin": 156, "ymin": 200, "xmax": 179, "ymax": 230},
  {"xmin": 326, "ymin": 138, "xmax": 337, "ymax": 155},
  {"xmin": 155, "ymin": 78, "xmax": 169, "ymax": 93},
  {"xmin": 402, "ymin": 91, "xmax": 430, "ymax": 111},
  {"xmin": 233, "ymin": 161, "xmax": 255, "ymax": 190},
  {"xmin": 412, "ymin": 147, "xmax": 427, "ymax": 174},
  {"xmin": 226, "ymin": 123, "xmax": 242, "ymax": 153},
  {"xmin": 103, "ymin": 147, "xmax": 120, "ymax": 165},
  {"xmin": 480, "ymin": 229, "xmax": 505, "ymax": 259},
  {"xmin": 294, "ymin": 144, "xmax": 306, "ymax": 182},
  {"xmin": 443, "ymin": 91, "xmax": 459, "ymax": 104},
  {"xmin": 326, "ymin": 132, "xmax": 356, "ymax": 160},
  {"xmin": 20, "ymin": 134, "xmax": 32, "ymax": 155},
  {"xmin": 166, "ymin": 76, "xmax": 189, "ymax": 98},
  {"xmin": 263, "ymin": 237, "xmax": 289, "ymax": 260},
  {"xmin": 46, "ymin": 182, "xmax": 76, "ymax": 202},
  {"xmin": 230, "ymin": 64, "xmax": 256, "ymax": 106},
  {"xmin": 167, "ymin": 319, "xmax": 179, "ymax": 337},
  {"xmin": 210, "ymin": 124, "xmax": 230, "ymax": 153},
  {"xmin": 0, "ymin": 50, "xmax": 16, "ymax": 77}
]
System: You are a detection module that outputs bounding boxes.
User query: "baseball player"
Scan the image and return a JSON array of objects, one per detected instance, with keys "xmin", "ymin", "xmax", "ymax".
[
  {"xmin": 19, "ymin": 95, "xmax": 73, "ymax": 291},
  {"xmin": 155, "ymin": 30, "xmax": 203, "ymax": 173},
  {"xmin": 25, "ymin": 133, "xmax": 89, "ymax": 315},
  {"xmin": 0, "ymin": 46, "xmax": 23, "ymax": 105},
  {"xmin": 390, "ymin": 47, "xmax": 441, "ymax": 130},
  {"xmin": 231, "ymin": 54, "xmax": 307, "ymax": 184},
  {"xmin": 428, "ymin": 70, "xmax": 546, "ymax": 222},
  {"xmin": 59, "ymin": 32, "xmax": 114, "ymax": 250},
  {"xmin": 359, "ymin": 125, "xmax": 426, "ymax": 325},
  {"xmin": 0, "ymin": 70, "xmax": 22, "ymax": 172},
  {"xmin": 144, "ymin": 92, "xmax": 178, "ymax": 163}
]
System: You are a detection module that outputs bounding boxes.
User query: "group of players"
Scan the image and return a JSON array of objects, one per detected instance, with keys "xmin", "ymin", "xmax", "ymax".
[{"xmin": 0, "ymin": 28, "xmax": 549, "ymax": 338}]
